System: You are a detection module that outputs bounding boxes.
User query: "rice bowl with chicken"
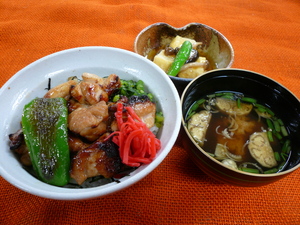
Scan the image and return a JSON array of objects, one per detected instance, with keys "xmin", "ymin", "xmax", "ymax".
[{"xmin": 0, "ymin": 46, "xmax": 181, "ymax": 200}]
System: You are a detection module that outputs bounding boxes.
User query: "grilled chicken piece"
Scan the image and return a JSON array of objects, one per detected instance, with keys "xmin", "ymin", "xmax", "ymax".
[
  {"xmin": 71, "ymin": 80, "xmax": 109, "ymax": 104},
  {"xmin": 128, "ymin": 96, "xmax": 156, "ymax": 128},
  {"xmin": 8, "ymin": 129, "xmax": 32, "ymax": 166},
  {"xmin": 44, "ymin": 80, "xmax": 78, "ymax": 99},
  {"xmin": 101, "ymin": 73, "xmax": 121, "ymax": 95},
  {"xmin": 70, "ymin": 73, "xmax": 121, "ymax": 104},
  {"xmin": 68, "ymin": 101, "xmax": 109, "ymax": 141},
  {"xmin": 68, "ymin": 133, "xmax": 91, "ymax": 152},
  {"xmin": 70, "ymin": 135, "xmax": 123, "ymax": 185},
  {"xmin": 81, "ymin": 72, "xmax": 104, "ymax": 83}
]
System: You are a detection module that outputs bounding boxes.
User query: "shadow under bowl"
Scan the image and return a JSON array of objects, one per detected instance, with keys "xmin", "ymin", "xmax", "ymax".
[
  {"xmin": 134, "ymin": 22, "xmax": 234, "ymax": 95},
  {"xmin": 181, "ymin": 69, "xmax": 300, "ymax": 187}
]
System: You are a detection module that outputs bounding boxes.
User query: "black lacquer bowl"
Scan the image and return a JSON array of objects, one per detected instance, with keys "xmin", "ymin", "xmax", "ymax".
[{"xmin": 181, "ymin": 68, "xmax": 300, "ymax": 186}]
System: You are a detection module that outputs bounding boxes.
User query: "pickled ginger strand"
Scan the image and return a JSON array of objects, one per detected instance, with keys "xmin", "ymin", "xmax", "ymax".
[{"xmin": 106, "ymin": 103, "xmax": 161, "ymax": 167}]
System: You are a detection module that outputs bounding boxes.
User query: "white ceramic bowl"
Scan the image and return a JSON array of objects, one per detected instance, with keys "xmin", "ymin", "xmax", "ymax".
[{"xmin": 0, "ymin": 46, "xmax": 181, "ymax": 200}]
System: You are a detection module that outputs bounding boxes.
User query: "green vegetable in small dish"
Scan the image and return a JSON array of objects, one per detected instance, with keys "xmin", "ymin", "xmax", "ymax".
[{"xmin": 167, "ymin": 40, "xmax": 193, "ymax": 76}]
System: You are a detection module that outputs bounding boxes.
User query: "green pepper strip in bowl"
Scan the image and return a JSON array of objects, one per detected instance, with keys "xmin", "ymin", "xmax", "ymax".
[{"xmin": 167, "ymin": 40, "xmax": 193, "ymax": 77}]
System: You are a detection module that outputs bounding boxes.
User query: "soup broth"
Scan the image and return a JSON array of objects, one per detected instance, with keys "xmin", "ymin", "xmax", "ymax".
[{"xmin": 185, "ymin": 91, "xmax": 291, "ymax": 174}]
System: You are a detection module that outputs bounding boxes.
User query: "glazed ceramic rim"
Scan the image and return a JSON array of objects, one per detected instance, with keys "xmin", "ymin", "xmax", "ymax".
[
  {"xmin": 181, "ymin": 68, "xmax": 300, "ymax": 178},
  {"xmin": 134, "ymin": 22, "xmax": 235, "ymax": 82}
]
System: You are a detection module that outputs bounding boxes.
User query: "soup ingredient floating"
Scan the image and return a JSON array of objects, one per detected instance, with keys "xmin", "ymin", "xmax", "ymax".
[{"xmin": 186, "ymin": 91, "xmax": 291, "ymax": 174}]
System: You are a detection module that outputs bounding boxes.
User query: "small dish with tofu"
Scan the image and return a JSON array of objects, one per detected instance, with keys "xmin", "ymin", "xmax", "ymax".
[
  {"xmin": 181, "ymin": 68, "xmax": 300, "ymax": 187},
  {"xmin": 134, "ymin": 23, "xmax": 234, "ymax": 94}
]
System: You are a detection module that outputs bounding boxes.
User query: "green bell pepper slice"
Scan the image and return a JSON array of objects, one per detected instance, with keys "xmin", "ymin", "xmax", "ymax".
[
  {"xmin": 167, "ymin": 40, "xmax": 193, "ymax": 77},
  {"xmin": 22, "ymin": 97, "xmax": 70, "ymax": 186}
]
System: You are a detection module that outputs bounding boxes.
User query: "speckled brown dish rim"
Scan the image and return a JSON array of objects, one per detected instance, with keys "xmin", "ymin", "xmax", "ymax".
[{"xmin": 134, "ymin": 22, "xmax": 235, "ymax": 83}]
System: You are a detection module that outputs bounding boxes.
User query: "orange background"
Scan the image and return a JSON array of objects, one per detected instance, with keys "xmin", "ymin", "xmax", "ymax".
[{"xmin": 1, "ymin": 1, "xmax": 300, "ymax": 224}]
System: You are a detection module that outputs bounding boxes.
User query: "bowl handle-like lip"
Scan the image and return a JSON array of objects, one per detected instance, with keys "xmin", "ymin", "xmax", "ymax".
[
  {"xmin": 133, "ymin": 22, "xmax": 235, "ymax": 72},
  {"xmin": 133, "ymin": 22, "xmax": 171, "ymax": 53}
]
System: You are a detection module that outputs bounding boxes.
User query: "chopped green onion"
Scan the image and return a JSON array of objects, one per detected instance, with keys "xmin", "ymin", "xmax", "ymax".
[
  {"xmin": 222, "ymin": 92, "xmax": 234, "ymax": 96},
  {"xmin": 278, "ymin": 161, "xmax": 286, "ymax": 171},
  {"xmin": 282, "ymin": 140, "xmax": 291, "ymax": 153},
  {"xmin": 273, "ymin": 120, "xmax": 281, "ymax": 133},
  {"xmin": 266, "ymin": 119, "xmax": 274, "ymax": 130},
  {"xmin": 215, "ymin": 92, "xmax": 224, "ymax": 96},
  {"xmin": 155, "ymin": 111, "xmax": 164, "ymax": 128},
  {"xmin": 265, "ymin": 107, "xmax": 275, "ymax": 116},
  {"xmin": 112, "ymin": 95, "xmax": 120, "ymax": 102},
  {"xmin": 267, "ymin": 131, "xmax": 274, "ymax": 142},
  {"xmin": 274, "ymin": 152, "xmax": 281, "ymax": 162},
  {"xmin": 136, "ymin": 80, "xmax": 144, "ymax": 90},
  {"xmin": 256, "ymin": 106, "xmax": 267, "ymax": 113},
  {"xmin": 281, "ymin": 152, "xmax": 288, "ymax": 161},
  {"xmin": 191, "ymin": 98, "xmax": 205, "ymax": 111},
  {"xmin": 240, "ymin": 167, "xmax": 260, "ymax": 174},
  {"xmin": 254, "ymin": 103, "xmax": 265, "ymax": 109},
  {"xmin": 264, "ymin": 168, "xmax": 278, "ymax": 174},
  {"xmin": 281, "ymin": 126, "xmax": 288, "ymax": 137},
  {"xmin": 147, "ymin": 93, "xmax": 154, "ymax": 101},
  {"xmin": 221, "ymin": 94, "xmax": 234, "ymax": 100},
  {"xmin": 237, "ymin": 98, "xmax": 241, "ymax": 108},
  {"xmin": 286, "ymin": 145, "xmax": 291, "ymax": 154},
  {"xmin": 273, "ymin": 131, "xmax": 283, "ymax": 140},
  {"xmin": 186, "ymin": 98, "xmax": 206, "ymax": 120},
  {"xmin": 254, "ymin": 103, "xmax": 274, "ymax": 116},
  {"xmin": 186, "ymin": 111, "xmax": 196, "ymax": 121},
  {"xmin": 277, "ymin": 119, "xmax": 284, "ymax": 126},
  {"xmin": 241, "ymin": 97, "xmax": 257, "ymax": 103}
]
